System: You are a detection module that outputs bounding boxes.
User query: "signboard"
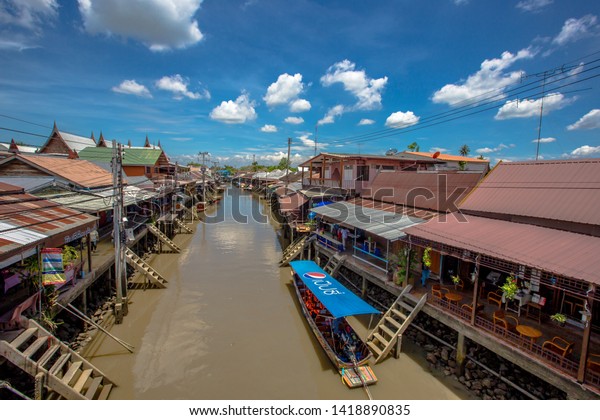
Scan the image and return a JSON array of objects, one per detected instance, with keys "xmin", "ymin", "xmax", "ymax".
[{"xmin": 41, "ymin": 248, "xmax": 66, "ymax": 286}]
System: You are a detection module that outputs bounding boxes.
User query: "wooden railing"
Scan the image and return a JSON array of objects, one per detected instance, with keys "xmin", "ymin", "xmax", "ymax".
[{"xmin": 428, "ymin": 295, "xmax": 600, "ymax": 389}]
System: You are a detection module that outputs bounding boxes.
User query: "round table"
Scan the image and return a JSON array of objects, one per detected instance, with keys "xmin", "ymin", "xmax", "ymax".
[
  {"xmin": 516, "ymin": 324, "xmax": 542, "ymax": 349},
  {"xmin": 445, "ymin": 292, "xmax": 463, "ymax": 306}
]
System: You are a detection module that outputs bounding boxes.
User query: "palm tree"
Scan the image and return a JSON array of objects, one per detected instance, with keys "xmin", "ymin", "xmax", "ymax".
[{"xmin": 459, "ymin": 144, "xmax": 470, "ymax": 157}]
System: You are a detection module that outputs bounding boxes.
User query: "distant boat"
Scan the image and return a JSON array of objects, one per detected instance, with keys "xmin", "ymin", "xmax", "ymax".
[{"xmin": 289, "ymin": 260, "xmax": 379, "ymax": 371}]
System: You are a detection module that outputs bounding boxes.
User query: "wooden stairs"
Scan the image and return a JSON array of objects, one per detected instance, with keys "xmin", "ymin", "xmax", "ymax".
[
  {"xmin": 174, "ymin": 218, "xmax": 193, "ymax": 234},
  {"xmin": 124, "ymin": 248, "xmax": 168, "ymax": 288},
  {"xmin": 0, "ymin": 319, "xmax": 115, "ymax": 400},
  {"xmin": 147, "ymin": 224, "xmax": 181, "ymax": 253},
  {"xmin": 322, "ymin": 253, "xmax": 346, "ymax": 277},
  {"xmin": 279, "ymin": 235, "xmax": 313, "ymax": 266},
  {"xmin": 366, "ymin": 285, "xmax": 427, "ymax": 364}
]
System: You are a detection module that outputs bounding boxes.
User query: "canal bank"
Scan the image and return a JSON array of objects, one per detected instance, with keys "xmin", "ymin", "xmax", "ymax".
[{"xmin": 84, "ymin": 187, "xmax": 469, "ymax": 400}]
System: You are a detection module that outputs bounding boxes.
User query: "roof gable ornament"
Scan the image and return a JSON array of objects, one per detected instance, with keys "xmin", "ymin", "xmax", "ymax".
[
  {"xmin": 9, "ymin": 139, "xmax": 19, "ymax": 154},
  {"xmin": 144, "ymin": 135, "xmax": 151, "ymax": 148},
  {"xmin": 128, "ymin": 139, "xmax": 132, "ymax": 148},
  {"xmin": 97, "ymin": 132, "xmax": 107, "ymax": 147}
]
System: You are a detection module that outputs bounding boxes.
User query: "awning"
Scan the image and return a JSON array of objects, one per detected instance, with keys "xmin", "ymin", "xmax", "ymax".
[
  {"xmin": 42, "ymin": 186, "xmax": 157, "ymax": 213},
  {"xmin": 404, "ymin": 213, "xmax": 600, "ymax": 285},
  {"xmin": 278, "ymin": 192, "xmax": 307, "ymax": 213},
  {"xmin": 290, "ymin": 260, "xmax": 380, "ymax": 318},
  {"xmin": 311, "ymin": 201, "xmax": 425, "ymax": 241}
]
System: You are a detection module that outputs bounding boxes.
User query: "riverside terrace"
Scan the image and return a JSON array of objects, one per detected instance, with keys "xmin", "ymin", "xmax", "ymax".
[{"xmin": 313, "ymin": 241, "xmax": 600, "ymax": 399}]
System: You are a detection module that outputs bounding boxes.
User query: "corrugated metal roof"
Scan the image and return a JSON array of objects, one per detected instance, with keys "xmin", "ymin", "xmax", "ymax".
[
  {"xmin": 459, "ymin": 159, "xmax": 600, "ymax": 226},
  {"xmin": 59, "ymin": 131, "xmax": 97, "ymax": 153},
  {"xmin": 364, "ymin": 171, "xmax": 483, "ymax": 212},
  {"xmin": 278, "ymin": 192, "xmax": 307, "ymax": 212},
  {"xmin": 0, "ymin": 192, "xmax": 97, "ymax": 261},
  {"xmin": 404, "ymin": 213, "xmax": 600, "ymax": 284},
  {"xmin": 78, "ymin": 146, "xmax": 164, "ymax": 166},
  {"xmin": 0, "ymin": 176, "xmax": 55, "ymax": 192},
  {"xmin": 16, "ymin": 155, "xmax": 113, "ymax": 188},
  {"xmin": 404, "ymin": 151, "xmax": 489, "ymax": 163},
  {"xmin": 312, "ymin": 201, "xmax": 425, "ymax": 241},
  {"xmin": 44, "ymin": 186, "xmax": 157, "ymax": 213}
]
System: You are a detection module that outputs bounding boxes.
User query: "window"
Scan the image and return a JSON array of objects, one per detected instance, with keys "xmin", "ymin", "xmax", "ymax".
[{"xmin": 357, "ymin": 165, "xmax": 369, "ymax": 181}]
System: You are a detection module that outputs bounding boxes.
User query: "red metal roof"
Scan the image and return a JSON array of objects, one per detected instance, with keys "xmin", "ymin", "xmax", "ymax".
[
  {"xmin": 15, "ymin": 154, "xmax": 114, "ymax": 188},
  {"xmin": 0, "ymin": 189, "xmax": 97, "ymax": 261},
  {"xmin": 364, "ymin": 171, "xmax": 483, "ymax": 212},
  {"xmin": 404, "ymin": 213, "xmax": 600, "ymax": 284},
  {"xmin": 460, "ymin": 159, "xmax": 600, "ymax": 226}
]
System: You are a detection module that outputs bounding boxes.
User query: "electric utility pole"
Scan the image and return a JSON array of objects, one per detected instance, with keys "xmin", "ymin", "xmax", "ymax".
[
  {"xmin": 112, "ymin": 141, "xmax": 127, "ymax": 323},
  {"xmin": 285, "ymin": 137, "xmax": 291, "ymax": 188}
]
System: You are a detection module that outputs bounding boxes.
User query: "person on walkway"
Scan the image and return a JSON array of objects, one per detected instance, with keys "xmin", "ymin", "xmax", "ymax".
[
  {"xmin": 90, "ymin": 229, "xmax": 99, "ymax": 252},
  {"xmin": 421, "ymin": 262, "xmax": 430, "ymax": 287},
  {"xmin": 341, "ymin": 227, "xmax": 348, "ymax": 251}
]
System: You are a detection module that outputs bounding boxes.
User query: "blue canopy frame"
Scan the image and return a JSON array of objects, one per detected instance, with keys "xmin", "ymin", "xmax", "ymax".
[{"xmin": 290, "ymin": 260, "xmax": 380, "ymax": 319}]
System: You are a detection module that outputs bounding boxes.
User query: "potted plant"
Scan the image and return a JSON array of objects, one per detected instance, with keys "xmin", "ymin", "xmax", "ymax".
[
  {"xmin": 550, "ymin": 313, "xmax": 567, "ymax": 327},
  {"xmin": 500, "ymin": 274, "xmax": 518, "ymax": 301}
]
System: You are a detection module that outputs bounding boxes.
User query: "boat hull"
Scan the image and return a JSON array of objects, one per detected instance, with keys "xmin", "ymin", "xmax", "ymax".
[{"xmin": 291, "ymin": 275, "xmax": 372, "ymax": 369}]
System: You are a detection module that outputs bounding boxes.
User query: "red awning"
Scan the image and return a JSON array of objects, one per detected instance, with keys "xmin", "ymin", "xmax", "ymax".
[
  {"xmin": 404, "ymin": 213, "xmax": 600, "ymax": 284},
  {"xmin": 278, "ymin": 193, "xmax": 307, "ymax": 213}
]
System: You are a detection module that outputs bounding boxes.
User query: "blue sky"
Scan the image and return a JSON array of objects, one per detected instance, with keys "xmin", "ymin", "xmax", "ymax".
[{"xmin": 0, "ymin": 0, "xmax": 599, "ymax": 167}]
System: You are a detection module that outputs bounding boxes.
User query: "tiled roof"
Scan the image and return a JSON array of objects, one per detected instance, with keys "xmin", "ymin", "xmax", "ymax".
[
  {"xmin": 459, "ymin": 159, "xmax": 600, "ymax": 226},
  {"xmin": 78, "ymin": 146, "xmax": 164, "ymax": 166},
  {"xmin": 16, "ymin": 155, "xmax": 114, "ymax": 188},
  {"xmin": 404, "ymin": 213, "xmax": 600, "ymax": 285}
]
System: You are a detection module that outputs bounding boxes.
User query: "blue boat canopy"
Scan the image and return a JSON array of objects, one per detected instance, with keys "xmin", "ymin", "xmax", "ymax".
[{"xmin": 290, "ymin": 260, "xmax": 380, "ymax": 319}]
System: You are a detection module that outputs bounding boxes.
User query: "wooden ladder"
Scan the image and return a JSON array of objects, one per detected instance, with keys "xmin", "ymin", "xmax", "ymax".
[
  {"xmin": 174, "ymin": 218, "xmax": 193, "ymax": 234},
  {"xmin": 323, "ymin": 253, "xmax": 346, "ymax": 277},
  {"xmin": 366, "ymin": 286, "xmax": 427, "ymax": 364},
  {"xmin": 147, "ymin": 224, "xmax": 181, "ymax": 253},
  {"xmin": 279, "ymin": 235, "xmax": 309, "ymax": 266},
  {"xmin": 124, "ymin": 248, "xmax": 168, "ymax": 288},
  {"xmin": 0, "ymin": 320, "xmax": 115, "ymax": 400}
]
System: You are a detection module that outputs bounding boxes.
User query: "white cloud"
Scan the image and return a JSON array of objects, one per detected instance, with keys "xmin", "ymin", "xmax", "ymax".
[
  {"xmin": 430, "ymin": 147, "xmax": 449, "ymax": 153},
  {"xmin": 516, "ymin": 0, "xmax": 552, "ymax": 13},
  {"xmin": 209, "ymin": 92, "xmax": 257, "ymax": 124},
  {"xmin": 553, "ymin": 15, "xmax": 598, "ymax": 45},
  {"xmin": 264, "ymin": 73, "xmax": 304, "ymax": 105},
  {"xmin": 0, "ymin": 0, "xmax": 58, "ymax": 30},
  {"xmin": 570, "ymin": 145, "xmax": 600, "ymax": 157},
  {"xmin": 358, "ymin": 119, "xmax": 375, "ymax": 125},
  {"xmin": 77, "ymin": 0, "xmax": 204, "ymax": 51},
  {"xmin": 260, "ymin": 124, "xmax": 277, "ymax": 133},
  {"xmin": 155, "ymin": 74, "xmax": 209, "ymax": 100},
  {"xmin": 475, "ymin": 144, "xmax": 509, "ymax": 154},
  {"xmin": 284, "ymin": 116, "xmax": 304, "ymax": 125},
  {"xmin": 533, "ymin": 137, "xmax": 556, "ymax": 144},
  {"xmin": 289, "ymin": 99, "xmax": 311, "ymax": 113},
  {"xmin": 567, "ymin": 109, "xmax": 600, "ymax": 130},
  {"xmin": 453, "ymin": 0, "xmax": 469, "ymax": 5},
  {"xmin": 495, "ymin": 93, "xmax": 574, "ymax": 120},
  {"xmin": 432, "ymin": 48, "xmax": 534, "ymax": 106},
  {"xmin": 385, "ymin": 111, "xmax": 419, "ymax": 128},
  {"xmin": 321, "ymin": 60, "xmax": 388, "ymax": 110},
  {"xmin": 112, "ymin": 80, "xmax": 152, "ymax": 98},
  {"xmin": 318, "ymin": 105, "xmax": 345, "ymax": 125}
]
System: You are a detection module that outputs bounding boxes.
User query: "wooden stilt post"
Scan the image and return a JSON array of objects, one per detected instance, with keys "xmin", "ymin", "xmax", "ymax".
[{"xmin": 455, "ymin": 332, "xmax": 467, "ymax": 376}]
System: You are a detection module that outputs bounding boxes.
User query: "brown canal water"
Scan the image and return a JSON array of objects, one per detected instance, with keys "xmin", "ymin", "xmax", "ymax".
[{"xmin": 87, "ymin": 187, "xmax": 468, "ymax": 400}]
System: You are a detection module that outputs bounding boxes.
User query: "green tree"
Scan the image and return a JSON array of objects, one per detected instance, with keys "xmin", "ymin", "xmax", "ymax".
[
  {"xmin": 459, "ymin": 144, "xmax": 470, "ymax": 156},
  {"xmin": 407, "ymin": 142, "xmax": 420, "ymax": 152},
  {"xmin": 277, "ymin": 157, "xmax": 290, "ymax": 170}
]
